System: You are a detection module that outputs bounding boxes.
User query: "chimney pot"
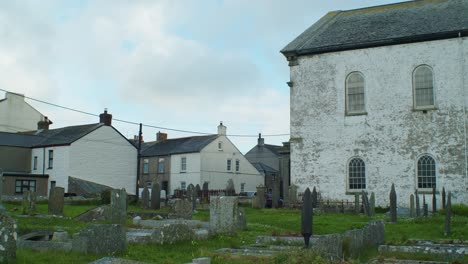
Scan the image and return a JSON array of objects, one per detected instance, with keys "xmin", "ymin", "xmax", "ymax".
[{"xmin": 258, "ymin": 133, "xmax": 264, "ymax": 146}]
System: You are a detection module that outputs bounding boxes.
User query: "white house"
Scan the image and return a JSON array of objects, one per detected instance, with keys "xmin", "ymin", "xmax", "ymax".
[
  {"xmin": 140, "ymin": 123, "xmax": 263, "ymax": 194},
  {"xmin": 281, "ymin": 0, "xmax": 468, "ymax": 207},
  {"xmin": 28, "ymin": 110, "xmax": 137, "ymax": 195},
  {"xmin": 0, "ymin": 92, "xmax": 51, "ymax": 133}
]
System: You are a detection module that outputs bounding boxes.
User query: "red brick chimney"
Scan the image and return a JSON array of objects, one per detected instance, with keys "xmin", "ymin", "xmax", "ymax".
[
  {"xmin": 156, "ymin": 131, "xmax": 167, "ymax": 142},
  {"xmin": 37, "ymin": 116, "xmax": 52, "ymax": 130},
  {"xmin": 99, "ymin": 108, "xmax": 112, "ymax": 126}
]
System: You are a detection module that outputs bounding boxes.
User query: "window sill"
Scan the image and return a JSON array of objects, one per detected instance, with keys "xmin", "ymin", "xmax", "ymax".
[
  {"xmin": 180, "ymin": 171, "xmax": 186, "ymax": 173},
  {"xmin": 47, "ymin": 167, "xmax": 53, "ymax": 170},
  {"xmin": 413, "ymin": 106, "xmax": 437, "ymax": 112},
  {"xmin": 346, "ymin": 190, "xmax": 366, "ymax": 195},
  {"xmin": 416, "ymin": 188, "xmax": 437, "ymax": 194},
  {"xmin": 345, "ymin": 112, "xmax": 367, "ymax": 117}
]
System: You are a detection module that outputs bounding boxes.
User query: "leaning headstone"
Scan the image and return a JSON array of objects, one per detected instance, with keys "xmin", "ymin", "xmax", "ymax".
[
  {"xmin": 442, "ymin": 187, "xmax": 446, "ymax": 210},
  {"xmin": 256, "ymin": 185, "xmax": 266, "ymax": 209},
  {"xmin": 288, "ymin": 185, "xmax": 298, "ymax": 208},
  {"xmin": 186, "ymin": 184, "xmax": 197, "ymax": 211},
  {"xmin": 423, "ymin": 195, "xmax": 428, "ymax": 217},
  {"xmin": 369, "ymin": 192, "xmax": 375, "ymax": 217},
  {"xmin": 170, "ymin": 199, "xmax": 192, "ymax": 219},
  {"xmin": 0, "ymin": 213, "xmax": 17, "ymax": 262},
  {"xmin": 110, "ymin": 189, "xmax": 127, "ymax": 225},
  {"xmin": 22, "ymin": 190, "xmax": 36, "ymax": 215},
  {"xmin": 354, "ymin": 193, "xmax": 360, "ymax": 214},
  {"xmin": 151, "ymin": 181, "xmax": 161, "ymax": 210},
  {"xmin": 141, "ymin": 186, "xmax": 150, "ymax": 209},
  {"xmin": 202, "ymin": 182, "xmax": 209, "ymax": 203},
  {"xmin": 415, "ymin": 190, "xmax": 421, "ymax": 217},
  {"xmin": 48, "ymin": 187, "xmax": 65, "ymax": 215},
  {"xmin": 444, "ymin": 191, "xmax": 451, "ymax": 236},
  {"xmin": 311, "ymin": 186, "xmax": 318, "ymax": 208},
  {"xmin": 237, "ymin": 207, "xmax": 247, "ymax": 230},
  {"xmin": 272, "ymin": 185, "xmax": 280, "ymax": 208},
  {"xmin": 432, "ymin": 186, "xmax": 437, "ymax": 214},
  {"xmin": 72, "ymin": 224, "xmax": 126, "ymax": 254},
  {"xmin": 210, "ymin": 196, "xmax": 239, "ymax": 234},
  {"xmin": 301, "ymin": 188, "xmax": 313, "ymax": 248},
  {"xmin": 410, "ymin": 194, "xmax": 415, "ymax": 217},
  {"xmin": 362, "ymin": 191, "xmax": 371, "ymax": 217},
  {"xmin": 389, "ymin": 184, "xmax": 397, "ymax": 223}
]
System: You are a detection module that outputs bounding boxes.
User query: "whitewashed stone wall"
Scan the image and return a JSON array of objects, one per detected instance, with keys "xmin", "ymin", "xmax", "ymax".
[{"xmin": 289, "ymin": 37, "xmax": 468, "ymax": 207}]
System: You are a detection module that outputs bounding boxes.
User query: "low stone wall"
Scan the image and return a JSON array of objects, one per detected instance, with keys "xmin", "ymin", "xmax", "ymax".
[{"xmin": 379, "ymin": 244, "xmax": 468, "ymax": 260}]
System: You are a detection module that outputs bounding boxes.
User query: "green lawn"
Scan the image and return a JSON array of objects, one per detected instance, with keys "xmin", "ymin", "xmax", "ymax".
[{"xmin": 3, "ymin": 202, "xmax": 467, "ymax": 263}]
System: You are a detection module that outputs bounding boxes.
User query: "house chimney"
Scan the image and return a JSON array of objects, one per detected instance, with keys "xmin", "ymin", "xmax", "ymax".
[
  {"xmin": 217, "ymin": 121, "xmax": 226, "ymax": 135},
  {"xmin": 133, "ymin": 135, "xmax": 144, "ymax": 143},
  {"xmin": 156, "ymin": 131, "xmax": 167, "ymax": 142},
  {"xmin": 258, "ymin": 133, "xmax": 264, "ymax": 146},
  {"xmin": 37, "ymin": 116, "xmax": 51, "ymax": 130},
  {"xmin": 99, "ymin": 108, "xmax": 112, "ymax": 126}
]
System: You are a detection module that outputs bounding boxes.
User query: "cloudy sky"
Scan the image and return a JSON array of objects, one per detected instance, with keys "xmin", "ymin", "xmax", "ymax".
[{"xmin": 0, "ymin": 0, "xmax": 400, "ymax": 153}]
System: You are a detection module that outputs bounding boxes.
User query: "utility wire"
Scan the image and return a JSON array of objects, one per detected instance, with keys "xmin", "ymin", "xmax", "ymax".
[{"xmin": 0, "ymin": 88, "xmax": 290, "ymax": 137}]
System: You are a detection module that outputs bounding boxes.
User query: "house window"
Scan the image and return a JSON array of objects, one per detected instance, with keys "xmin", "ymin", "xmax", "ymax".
[
  {"xmin": 348, "ymin": 158, "xmax": 366, "ymax": 190},
  {"xmin": 48, "ymin": 150, "xmax": 53, "ymax": 169},
  {"xmin": 143, "ymin": 159, "xmax": 149, "ymax": 174},
  {"xmin": 240, "ymin": 183, "xmax": 245, "ymax": 193},
  {"xmin": 158, "ymin": 158, "xmax": 165, "ymax": 173},
  {"xmin": 181, "ymin": 181, "xmax": 186, "ymax": 190},
  {"xmin": 413, "ymin": 65, "xmax": 434, "ymax": 109},
  {"xmin": 417, "ymin": 155, "xmax": 436, "ymax": 188},
  {"xmin": 15, "ymin": 180, "xmax": 36, "ymax": 194},
  {"xmin": 181, "ymin": 157, "xmax": 187, "ymax": 172},
  {"xmin": 346, "ymin": 72, "xmax": 366, "ymax": 115},
  {"xmin": 50, "ymin": 181, "xmax": 56, "ymax": 193},
  {"xmin": 218, "ymin": 141, "xmax": 223, "ymax": 151},
  {"xmin": 33, "ymin": 156, "xmax": 37, "ymax": 170},
  {"xmin": 235, "ymin": 159, "xmax": 240, "ymax": 172},
  {"xmin": 227, "ymin": 159, "xmax": 232, "ymax": 171}
]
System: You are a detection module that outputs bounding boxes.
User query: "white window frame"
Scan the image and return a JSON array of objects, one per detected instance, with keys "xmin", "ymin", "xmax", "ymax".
[
  {"xmin": 227, "ymin": 159, "xmax": 232, "ymax": 172},
  {"xmin": 235, "ymin": 159, "xmax": 240, "ymax": 172},
  {"xmin": 48, "ymin": 150, "xmax": 53, "ymax": 169},
  {"xmin": 345, "ymin": 72, "xmax": 367, "ymax": 115},
  {"xmin": 181, "ymin": 157, "xmax": 187, "ymax": 172},
  {"xmin": 416, "ymin": 154, "xmax": 437, "ymax": 189},
  {"xmin": 413, "ymin": 65, "xmax": 436, "ymax": 110},
  {"xmin": 347, "ymin": 157, "xmax": 366, "ymax": 191}
]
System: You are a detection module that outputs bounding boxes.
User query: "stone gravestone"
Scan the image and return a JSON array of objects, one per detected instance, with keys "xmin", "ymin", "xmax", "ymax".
[
  {"xmin": 141, "ymin": 186, "xmax": 150, "ymax": 209},
  {"xmin": 361, "ymin": 191, "xmax": 371, "ymax": 217},
  {"xmin": 311, "ymin": 186, "xmax": 318, "ymax": 208},
  {"xmin": 22, "ymin": 190, "xmax": 36, "ymax": 215},
  {"xmin": 170, "ymin": 199, "xmax": 192, "ymax": 219},
  {"xmin": 301, "ymin": 188, "xmax": 313, "ymax": 248},
  {"xmin": 0, "ymin": 213, "xmax": 16, "ymax": 263},
  {"xmin": 289, "ymin": 185, "xmax": 298, "ymax": 208},
  {"xmin": 187, "ymin": 184, "xmax": 196, "ymax": 211},
  {"xmin": 389, "ymin": 184, "xmax": 397, "ymax": 223},
  {"xmin": 272, "ymin": 185, "xmax": 280, "ymax": 208},
  {"xmin": 202, "ymin": 182, "xmax": 209, "ymax": 203},
  {"xmin": 444, "ymin": 191, "xmax": 451, "ymax": 236},
  {"xmin": 432, "ymin": 186, "xmax": 437, "ymax": 214},
  {"xmin": 442, "ymin": 187, "xmax": 446, "ymax": 210},
  {"xmin": 48, "ymin": 187, "xmax": 65, "ymax": 215},
  {"xmin": 369, "ymin": 192, "xmax": 375, "ymax": 217},
  {"xmin": 110, "ymin": 189, "xmax": 127, "ymax": 225},
  {"xmin": 423, "ymin": 195, "xmax": 428, "ymax": 217},
  {"xmin": 72, "ymin": 224, "xmax": 126, "ymax": 254},
  {"xmin": 151, "ymin": 181, "xmax": 161, "ymax": 210},
  {"xmin": 210, "ymin": 196, "xmax": 240, "ymax": 234},
  {"xmin": 195, "ymin": 184, "xmax": 201, "ymax": 201},
  {"xmin": 354, "ymin": 193, "xmax": 360, "ymax": 214},
  {"xmin": 256, "ymin": 185, "xmax": 266, "ymax": 209},
  {"xmin": 410, "ymin": 194, "xmax": 415, "ymax": 217},
  {"xmin": 415, "ymin": 190, "xmax": 421, "ymax": 217}
]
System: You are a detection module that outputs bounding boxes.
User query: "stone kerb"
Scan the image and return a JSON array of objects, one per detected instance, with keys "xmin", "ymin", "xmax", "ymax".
[
  {"xmin": 210, "ymin": 196, "xmax": 240, "ymax": 235},
  {"xmin": 150, "ymin": 222, "xmax": 195, "ymax": 245},
  {"xmin": 0, "ymin": 213, "xmax": 17, "ymax": 263},
  {"xmin": 72, "ymin": 224, "xmax": 126, "ymax": 255}
]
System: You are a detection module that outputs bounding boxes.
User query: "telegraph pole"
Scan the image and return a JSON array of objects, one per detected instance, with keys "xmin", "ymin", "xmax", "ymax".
[{"xmin": 135, "ymin": 123, "xmax": 142, "ymax": 201}]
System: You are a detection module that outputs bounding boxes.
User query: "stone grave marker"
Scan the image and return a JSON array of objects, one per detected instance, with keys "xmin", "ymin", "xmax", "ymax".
[
  {"xmin": 22, "ymin": 190, "xmax": 36, "ymax": 215},
  {"xmin": 289, "ymin": 184, "xmax": 298, "ymax": 208},
  {"xmin": 362, "ymin": 191, "xmax": 371, "ymax": 217},
  {"xmin": 195, "ymin": 184, "xmax": 201, "ymax": 200},
  {"xmin": 72, "ymin": 224, "xmax": 126, "ymax": 254},
  {"xmin": 369, "ymin": 192, "xmax": 375, "ymax": 217},
  {"xmin": 141, "ymin": 186, "xmax": 150, "ymax": 209},
  {"xmin": 187, "ymin": 184, "xmax": 196, "ymax": 211},
  {"xmin": 442, "ymin": 187, "xmax": 446, "ymax": 210},
  {"xmin": 410, "ymin": 194, "xmax": 415, "ymax": 217},
  {"xmin": 423, "ymin": 195, "xmax": 428, "ymax": 217},
  {"xmin": 302, "ymin": 187, "xmax": 313, "ymax": 248},
  {"xmin": 210, "ymin": 196, "xmax": 240, "ymax": 234},
  {"xmin": 0, "ymin": 213, "xmax": 16, "ymax": 263},
  {"xmin": 202, "ymin": 182, "xmax": 209, "ymax": 203},
  {"xmin": 272, "ymin": 185, "xmax": 279, "ymax": 208},
  {"xmin": 444, "ymin": 191, "xmax": 451, "ymax": 236},
  {"xmin": 256, "ymin": 185, "xmax": 266, "ymax": 209},
  {"xmin": 170, "ymin": 199, "xmax": 192, "ymax": 219},
  {"xmin": 151, "ymin": 181, "xmax": 161, "ymax": 210},
  {"xmin": 111, "ymin": 189, "xmax": 127, "ymax": 225},
  {"xmin": 432, "ymin": 186, "xmax": 437, "ymax": 214},
  {"xmin": 415, "ymin": 189, "xmax": 421, "ymax": 217},
  {"xmin": 311, "ymin": 186, "xmax": 318, "ymax": 208},
  {"xmin": 48, "ymin": 187, "xmax": 65, "ymax": 215},
  {"xmin": 389, "ymin": 184, "xmax": 397, "ymax": 223},
  {"xmin": 354, "ymin": 193, "xmax": 360, "ymax": 214}
]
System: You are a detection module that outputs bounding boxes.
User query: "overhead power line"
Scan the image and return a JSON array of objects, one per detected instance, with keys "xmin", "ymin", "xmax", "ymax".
[{"xmin": 0, "ymin": 88, "xmax": 290, "ymax": 137}]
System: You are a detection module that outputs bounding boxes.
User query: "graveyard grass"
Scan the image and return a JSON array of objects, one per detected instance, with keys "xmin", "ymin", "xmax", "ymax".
[{"xmin": 4, "ymin": 202, "xmax": 468, "ymax": 263}]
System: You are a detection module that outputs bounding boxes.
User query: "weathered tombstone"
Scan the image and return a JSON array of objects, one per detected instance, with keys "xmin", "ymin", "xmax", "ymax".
[
  {"xmin": 141, "ymin": 186, "xmax": 150, "ymax": 209},
  {"xmin": 195, "ymin": 184, "xmax": 201, "ymax": 200},
  {"xmin": 202, "ymin": 182, "xmax": 209, "ymax": 203},
  {"xmin": 444, "ymin": 191, "xmax": 451, "ymax": 236},
  {"xmin": 432, "ymin": 186, "xmax": 437, "ymax": 214},
  {"xmin": 210, "ymin": 196, "xmax": 240, "ymax": 234},
  {"xmin": 415, "ymin": 190, "xmax": 421, "ymax": 217},
  {"xmin": 256, "ymin": 185, "xmax": 266, "ymax": 209},
  {"xmin": 288, "ymin": 185, "xmax": 298, "ymax": 208},
  {"xmin": 272, "ymin": 184, "xmax": 280, "ymax": 208},
  {"xmin": 151, "ymin": 181, "xmax": 161, "ymax": 210},
  {"xmin": 226, "ymin": 179, "xmax": 235, "ymax": 196},
  {"xmin": 369, "ymin": 192, "xmax": 375, "ymax": 217},
  {"xmin": 48, "ymin": 187, "xmax": 65, "ymax": 215},
  {"xmin": 22, "ymin": 190, "xmax": 36, "ymax": 215},
  {"xmin": 110, "ymin": 189, "xmax": 127, "ymax": 225},
  {"xmin": 311, "ymin": 186, "xmax": 318, "ymax": 208},
  {"xmin": 389, "ymin": 184, "xmax": 397, "ymax": 223},
  {"xmin": 423, "ymin": 195, "xmax": 428, "ymax": 217},
  {"xmin": 72, "ymin": 224, "xmax": 126, "ymax": 254},
  {"xmin": 170, "ymin": 199, "xmax": 192, "ymax": 219},
  {"xmin": 187, "ymin": 184, "xmax": 196, "ymax": 211},
  {"xmin": 0, "ymin": 213, "xmax": 16, "ymax": 262},
  {"xmin": 442, "ymin": 187, "xmax": 446, "ymax": 210},
  {"xmin": 354, "ymin": 193, "xmax": 360, "ymax": 214},
  {"xmin": 362, "ymin": 191, "xmax": 371, "ymax": 217},
  {"xmin": 301, "ymin": 188, "xmax": 313, "ymax": 248},
  {"xmin": 410, "ymin": 194, "xmax": 415, "ymax": 217}
]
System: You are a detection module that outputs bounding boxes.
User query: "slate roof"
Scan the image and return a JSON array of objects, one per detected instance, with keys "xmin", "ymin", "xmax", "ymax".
[
  {"xmin": 23, "ymin": 123, "xmax": 104, "ymax": 147},
  {"xmin": 263, "ymin": 144, "xmax": 282, "ymax": 156},
  {"xmin": 281, "ymin": 0, "xmax": 468, "ymax": 56},
  {"xmin": 251, "ymin": 162, "xmax": 278, "ymax": 174},
  {"xmin": 0, "ymin": 132, "xmax": 41, "ymax": 147},
  {"xmin": 141, "ymin": 135, "xmax": 218, "ymax": 157}
]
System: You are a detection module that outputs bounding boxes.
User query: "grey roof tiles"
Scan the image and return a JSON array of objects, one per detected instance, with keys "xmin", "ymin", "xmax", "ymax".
[{"xmin": 141, "ymin": 135, "xmax": 218, "ymax": 157}]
